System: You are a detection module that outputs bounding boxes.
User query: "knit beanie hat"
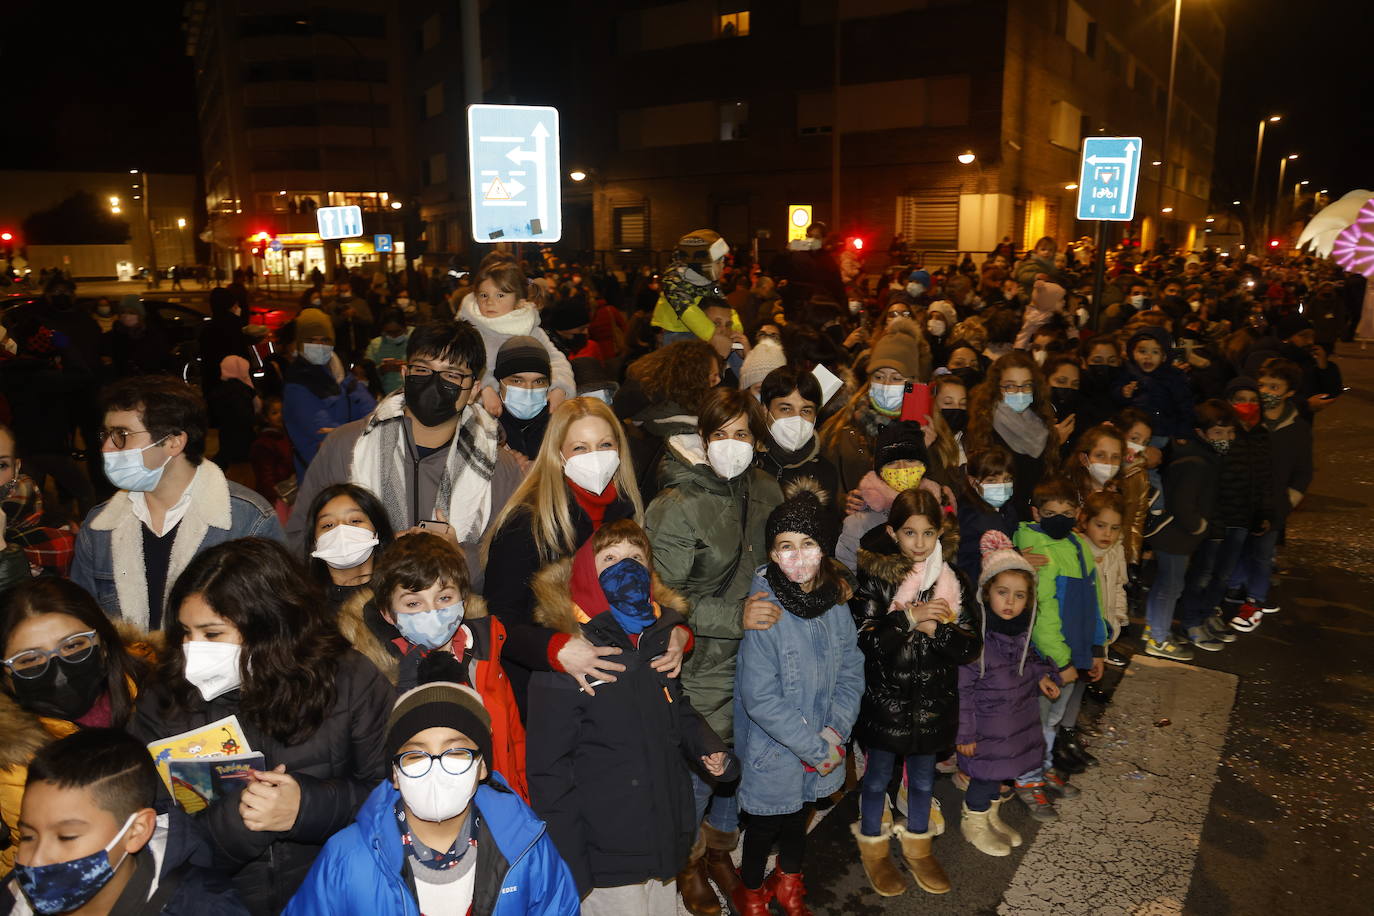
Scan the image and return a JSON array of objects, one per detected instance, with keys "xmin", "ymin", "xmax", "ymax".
[
  {"xmin": 386, "ymin": 682, "xmax": 492, "ymax": 766},
  {"xmin": 765, "ymin": 479, "xmax": 839, "ymax": 554},
  {"xmin": 295, "ymin": 307, "xmax": 334, "ymax": 344},
  {"xmin": 907, "ymin": 269, "xmax": 931, "ymax": 288},
  {"xmin": 544, "ymin": 295, "xmax": 590, "ymax": 331},
  {"xmin": 868, "ymin": 317, "xmax": 924, "ymax": 379},
  {"xmin": 873, "ymin": 419, "xmax": 928, "ymax": 472},
  {"xmin": 1224, "ymin": 376, "xmax": 1260, "ymax": 400},
  {"xmin": 927, "ymin": 300, "xmax": 957, "ymax": 327},
  {"xmin": 572, "ymin": 356, "xmax": 618, "ymax": 398},
  {"xmin": 739, "ymin": 338, "xmax": 786, "ymax": 391},
  {"xmin": 975, "ymin": 531, "xmax": 1039, "ymax": 675},
  {"xmin": 1031, "ymin": 280, "xmax": 1065, "ymax": 313},
  {"xmin": 117, "ymin": 295, "xmax": 145, "ymax": 319},
  {"xmin": 494, "ymin": 335, "xmax": 550, "ymax": 380}
]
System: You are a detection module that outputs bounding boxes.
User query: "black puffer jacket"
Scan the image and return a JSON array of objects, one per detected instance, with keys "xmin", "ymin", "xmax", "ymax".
[
  {"xmin": 849, "ymin": 528, "xmax": 981, "ymax": 756},
  {"xmin": 132, "ymin": 651, "xmax": 392, "ymax": 916},
  {"xmin": 1215, "ymin": 423, "xmax": 1274, "ymax": 530}
]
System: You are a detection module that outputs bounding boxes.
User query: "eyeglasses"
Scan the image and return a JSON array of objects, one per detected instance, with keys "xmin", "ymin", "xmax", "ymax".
[
  {"xmin": 97, "ymin": 428, "xmax": 153, "ymax": 450},
  {"xmin": 405, "ymin": 363, "xmax": 474, "ymax": 388},
  {"xmin": 888, "ymin": 310, "xmax": 913, "ymax": 320},
  {"xmin": 3, "ymin": 631, "xmax": 100, "ymax": 679},
  {"xmin": 394, "ymin": 747, "xmax": 480, "ymax": 778},
  {"xmin": 1000, "ymin": 382, "xmax": 1034, "ymax": 394}
]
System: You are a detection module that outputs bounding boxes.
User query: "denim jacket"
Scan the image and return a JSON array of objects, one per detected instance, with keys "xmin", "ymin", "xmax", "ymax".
[
  {"xmin": 734, "ymin": 567, "xmax": 865, "ymax": 816},
  {"xmin": 71, "ymin": 461, "xmax": 283, "ymax": 628}
]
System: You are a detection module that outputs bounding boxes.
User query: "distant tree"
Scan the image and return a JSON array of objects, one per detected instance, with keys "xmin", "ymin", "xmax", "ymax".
[{"xmin": 22, "ymin": 190, "xmax": 130, "ymax": 245}]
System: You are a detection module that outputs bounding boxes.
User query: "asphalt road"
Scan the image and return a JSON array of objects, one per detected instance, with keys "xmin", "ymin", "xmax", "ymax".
[{"xmin": 689, "ymin": 347, "xmax": 1374, "ymax": 915}]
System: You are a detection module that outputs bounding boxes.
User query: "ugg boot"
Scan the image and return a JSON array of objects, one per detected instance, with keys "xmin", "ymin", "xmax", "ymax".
[
  {"xmin": 893, "ymin": 822, "xmax": 951, "ymax": 894},
  {"xmin": 766, "ymin": 868, "xmax": 814, "ymax": 916},
  {"xmin": 701, "ymin": 822, "xmax": 741, "ymax": 902},
  {"xmin": 960, "ymin": 802, "xmax": 1012, "ymax": 856},
  {"xmin": 729, "ymin": 881, "xmax": 773, "ymax": 916},
  {"xmin": 987, "ymin": 796, "xmax": 1023, "ymax": 847},
  {"xmin": 851, "ymin": 822, "xmax": 908, "ymax": 897},
  {"xmin": 676, "ymin": 831, "xmax": 721, "ymax": 916}
]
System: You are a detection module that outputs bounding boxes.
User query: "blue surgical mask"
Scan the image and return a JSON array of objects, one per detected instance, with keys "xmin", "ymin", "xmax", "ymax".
[
  {"xmin": 1003, "ymin": 391, "xmax": 1034, "ymax": 413},
  {"xmin": 15, "ymin": 813, "xmax": 137, "ymax": 915},
  {"xmin": 600, "ymin": 558, "xmax": 655, "ymax": 634},
  {"xmin": 502, "ymin": 384, "xmax": 548, "ymax": 420},
  {"xmin": 394, "ymin": 602, "xmax": 465, "ymax": 650},
  {"xmin": 102, "ymin": 436, "xmax": 171, "ymax": 492},
  {"xmin": 981, "ymin": 481, "xmax": 1013, "ymax": 508},
  {"xmin": 870, "ymin": 382, "xmax": 905, "ymax": 414},
  {"xmin": 303, "ymin": 342, "xmax": 334, "ymax": 365}
]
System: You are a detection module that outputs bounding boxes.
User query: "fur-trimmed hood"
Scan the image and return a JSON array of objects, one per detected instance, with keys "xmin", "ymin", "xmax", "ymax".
[
  {"xmin": 855, "ymin": 518, "xmax": 960, "ymax": 587},
  {"xmin": 530, "ymin": 556, "xmax": 689, "ymax": 636},
  {"xmin": 337, "ymin": 588, "xmax": 491, "ymax": 686}
]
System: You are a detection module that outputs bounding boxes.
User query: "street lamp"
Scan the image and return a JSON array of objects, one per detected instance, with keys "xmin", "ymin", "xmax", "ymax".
[
  {"xmin": 1270, "ymin": 154, "xmax": 1298, "ymax": 244},
  {"xmin": 176, "ymin": 218, "xmax": 188, "ymax": 266},
  {"xmin": 1064, "ymin": 183, "xmax": 1078, "ymax": 190},
  {"xmin": 1248, "ymin": 115, "xmax": 1281, "ymax": 249},
  {"xmin": 956, "ymin": 151, "xmax": 976, "ymax": 165},
  {"xmin": 569, "ymin": 169, "xmax": 588, "ymax": 182},
  {"xmin": 130, "ymin": 168, "xmax": 159, "ymax": 288},
  {"xmin": 1155, "ymin": 0, "xmax": 1183, "ymax": 244}
]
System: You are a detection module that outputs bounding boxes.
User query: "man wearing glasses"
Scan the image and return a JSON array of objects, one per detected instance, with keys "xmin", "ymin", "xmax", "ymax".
[
  {"xmin": 286, "ymin": 321, "xmax": 522, "ymax": 591},
  {"xmin": 70, "ymin": 377, "xmax": 283, "ymax": 628},
  {"xmin": 285, "ymin": 682, "xmax": 578, "ymax": 915}
]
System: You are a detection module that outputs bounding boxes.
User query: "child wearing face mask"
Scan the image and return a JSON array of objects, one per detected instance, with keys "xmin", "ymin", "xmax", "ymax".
[
  {"xmin": 526, "ymin": 519, "xmax": 735, "ymax": 913},
  {"xmin": 735, "ymin": 485, "xmax": 863, "ymax": 913},
  {"xmin": 458, "ymin": 259, "xmax": 574, "ymax": 419},
  {"xmin": 1011, "ymin": 478, "xmax": 1107, "ymax": 816},
  {"xmin": 835, "ymin": 420, "xmax": 936, "ymax": 573},
  {"xmin": 850, "ymin": 488, "xmax": 979, "ymax": 897},
  {"xmin": 1078, "ymin": 492, "xmax": 1128, "ymax": 653},
  {"xmin": 955, "ymin": 446, "xmax": 1018, "ymax": 585},
  {"xmin": 755, "ymin": 366, "xmax": 841, "ymax": 499},
  {"xmin": 955, "ymin": 535, "xmax": 1061, "ymax": 858},
  {"xmin": 285, "ymin": 683, "xmax": 579, "ymax": 916},
  {"xmin": 342, "ymin": 533, "xmax": 528, "ymax": 800}
]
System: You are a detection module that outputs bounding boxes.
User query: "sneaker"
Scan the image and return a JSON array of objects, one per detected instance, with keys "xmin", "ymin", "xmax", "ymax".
[
  {"xmin": 1229, "ymin": 604, "xmax": 1263, "ymax": 632},
  {"xmin": 935, "ymin": 753, "xmax": 959, "ymax": 774},
  {"xmin": 1252, "ymin": 599, "xmax": 1280, "ymax": 614},
  {"xmin": 1145, "ymin": 638, "xmax": 1195, "ymax": 661},
  {"xmin": 1043, "ymin": 768, "xmax": 1082, "ymax": 799},
  {"xmin": 1204, "ymin": 614, "xmax": 1238, "ymax": 643},
  {"xmin": 1186, "ymin": 625, "xmax": 1225, "ymax": 652},
  {"xmin": 1143, "ymin": 513, "xmax": 1174, "ymax": 539},
  {"xmin": 1105, "ymin": 646, "xmax": 1130, "ymax": 667},
  {"xmin": 1013, "ymin": 782, "xmax": 1059, "ymax": 821}
]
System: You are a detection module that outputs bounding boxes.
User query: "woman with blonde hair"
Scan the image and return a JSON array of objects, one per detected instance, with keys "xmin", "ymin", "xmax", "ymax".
[{"xmin": 483, "ymin": 397, "xmax": 688, "ymax": 713}]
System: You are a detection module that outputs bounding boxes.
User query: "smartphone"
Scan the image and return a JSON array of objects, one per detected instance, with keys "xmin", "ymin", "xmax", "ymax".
[
  {"xmin": 1168, "ymin": 347, "xmax": 1185, "ymax": 363},
  {"xmin": 900, "ymin": 381, "xmax": 931, "ymax": 425},
  {"xmin": 419, "ymin": 520, "xmax": 451, "ymax": 534}
]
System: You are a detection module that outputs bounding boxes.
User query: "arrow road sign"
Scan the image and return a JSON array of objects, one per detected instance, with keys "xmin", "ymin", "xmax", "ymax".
[
  {"xmin": 467, "ymin": 104, "xmax": 561, "ymax": 243},
  {"xmin": 1076, "ymin": 137, "xmax": 1143, "ymax": 222},
  {"xmin": 317, "ymin": 205, "xmax": 364, "ymax": 240}
]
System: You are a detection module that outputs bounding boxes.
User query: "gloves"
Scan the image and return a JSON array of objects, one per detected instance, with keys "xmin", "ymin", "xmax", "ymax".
[{"xmin": 815, "ymin": 727, "xmax": 845, "ymax": 776}]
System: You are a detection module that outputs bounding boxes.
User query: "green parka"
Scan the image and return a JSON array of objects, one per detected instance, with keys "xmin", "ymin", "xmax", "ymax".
[{"xmin": 643, "ymin": 434, "xmax": 782, "ymax": 744}]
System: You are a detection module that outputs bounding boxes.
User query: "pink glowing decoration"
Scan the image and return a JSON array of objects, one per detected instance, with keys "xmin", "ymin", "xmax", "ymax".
[{"xmin": 1332, "ymin": 198, "xmax": 1374, "ymax": 276}]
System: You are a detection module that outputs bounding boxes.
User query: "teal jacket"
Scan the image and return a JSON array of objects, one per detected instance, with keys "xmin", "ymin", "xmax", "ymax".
[{"xmin": 1012, "ymin": 524, "xmax": 1107, "ymax": 669}]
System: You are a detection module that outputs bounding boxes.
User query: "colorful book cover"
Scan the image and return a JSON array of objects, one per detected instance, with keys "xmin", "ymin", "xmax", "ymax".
[
  {"xmin": 146, "ymin": 714, "xmax": 254, "ymax": 793},
  {"xmin": 168, "ymin": 753, "xmax": 265, "ymax": 814}
]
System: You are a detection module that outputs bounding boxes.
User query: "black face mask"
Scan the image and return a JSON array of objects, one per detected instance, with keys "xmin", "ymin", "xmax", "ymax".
[
  {"xmin": 985, "ymin": 608, "xmax": 1031, "ymax": 635},
  {"xmin": 1049, "ymin": 386, "xmax": 1081, "ymax": 419},
  {"xmin": 1084, "ymin": 364, "xmax": 1116, "ymax": 389},
  {"xmin": 10, "ymin": 651, "xmax": 108, "ymax": 721},
  {"xmin": 561, "ymin": 332, "xmax": 588, "ymax": 352},
  {"xmin": 404, "ymin": 372, "xmax": 462, "ymax": 428},
  {"xmin": 940, "ymin": 407, "xmax": 968, "ymax": 434},
  {"xmin": 1038, "ymin": 514, "xmax": 1076, "ymax": 541},
  {"xmin": 950, "ymin": 366, "xmax": 982, "ymax": 390}
]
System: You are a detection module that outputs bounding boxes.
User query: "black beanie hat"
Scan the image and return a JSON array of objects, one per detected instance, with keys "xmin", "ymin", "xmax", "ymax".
[
  {"xmin": 1224, "ymin": 376, "xmax": 1259, "ymax": 400},
  {"xmin": 873, "ymin": 419, "xmax": 929, "ymax": 472},
  {"xmin": 386, "ymin": 682, "xmax": 492, "ymax": 767},
  {"xmin": 765, "ymin": 479, "xmax": 840, "ymax": 554},
  {"xmin": 494, "ymin": 335, "xmax": 550, "ymax": 380},
  {"xmin": 544, "ymin": 294, "xmax": 590, "ymax": 331}
]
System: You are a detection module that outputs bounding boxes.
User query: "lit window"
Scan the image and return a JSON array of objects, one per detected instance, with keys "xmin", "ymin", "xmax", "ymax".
[{"xmin": 719, "ymin": 11, "xmax": 750, "ymax": 38}]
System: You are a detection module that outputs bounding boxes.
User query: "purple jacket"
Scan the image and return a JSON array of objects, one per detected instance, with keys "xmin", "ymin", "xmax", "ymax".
[{"xmin": 956, "ymin": 630, "xmax": 1059, "ymax": 781}]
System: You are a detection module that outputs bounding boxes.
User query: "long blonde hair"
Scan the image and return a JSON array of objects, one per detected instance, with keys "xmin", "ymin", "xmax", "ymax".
[{"xmin": 483, "ymin": 397, "xmax": 644, "ymax": 564}]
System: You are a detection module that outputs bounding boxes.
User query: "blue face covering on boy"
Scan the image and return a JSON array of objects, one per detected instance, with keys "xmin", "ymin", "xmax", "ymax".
[
  {"xmin": 599, "ymin": 558, "xmax": 655, "ymax": 634},
  {"xmin": 14, "ymin": 813, "xmax": 138, "ymax": 915}
]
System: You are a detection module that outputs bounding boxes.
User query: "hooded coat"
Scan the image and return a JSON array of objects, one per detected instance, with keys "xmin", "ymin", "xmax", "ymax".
[
  {"xmin": 525, "ymin": 558, "xmax": 730, "ymax": 894},
  {"xmin": 1111, "ymin": 326, "xmax": 1195, "ymax": 439},
  {"xmin": 643, "ymin": 435, "xmax": 782, "ymax": 744}
]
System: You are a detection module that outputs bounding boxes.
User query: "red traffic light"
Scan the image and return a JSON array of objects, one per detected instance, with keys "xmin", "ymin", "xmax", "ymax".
[
  {"xmin": 1269, "ymin": 239, "xmax": 1280, "ymax": 248},
  {"xmin": 0, "ymin": 232, "xmax": 12, "ymax": 242},
  {"xmin": 850, "ymin": 237, "xmax": 865, "ymax": 251}
]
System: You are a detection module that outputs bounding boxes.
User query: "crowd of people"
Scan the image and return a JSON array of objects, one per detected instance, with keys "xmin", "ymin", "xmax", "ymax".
[{"xmin": 0, "ymin": 222, "xmax": 1355, "ymax": 915}]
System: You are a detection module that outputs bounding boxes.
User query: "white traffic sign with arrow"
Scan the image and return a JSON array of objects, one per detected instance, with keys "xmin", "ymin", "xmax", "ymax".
[
  {"xmin": 1076, "ymin": 137, "xmax": 1142, "ymax": 221},
  {"xmin": 467, "ymin": 105, "xmax": 561, "ymax": 243}
]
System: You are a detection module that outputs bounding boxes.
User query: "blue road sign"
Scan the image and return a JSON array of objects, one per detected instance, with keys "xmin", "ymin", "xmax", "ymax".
[
  {"xmin": 317, "ymin": 205, "xmax": 364, "ymax": 240},
  {"xmin": 268, "ymin": 239, "xmax": 283, "ymax": 252},
  {"xmin": 374, "ymin": 233, "xmax": 393, "ymax": 253},
  {"xmin": 1076, "ymin": 137, "xmax": 1142, "ymax": 222},
  {"xmin": 466, "ymin": 104, "xmax": 561, "ymax": 243}
]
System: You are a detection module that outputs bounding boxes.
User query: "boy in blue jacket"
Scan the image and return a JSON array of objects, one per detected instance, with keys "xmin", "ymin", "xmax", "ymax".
[
  {"xmin": 1011, "ymin": 477, "xmax": 1108, "ymax": 821},
  {"xmin": 286, "ymin": 683, "xmax": 579, "ymax": 916},
  {"xmin": 1111, "ymin": 325, "xmax": 1194, "ymax": 441}
]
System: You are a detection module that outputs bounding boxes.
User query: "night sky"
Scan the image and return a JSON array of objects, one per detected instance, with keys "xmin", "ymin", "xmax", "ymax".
[{"xmin": 4, "ymin": 0, "xmax": 1368, "ymax": 203}]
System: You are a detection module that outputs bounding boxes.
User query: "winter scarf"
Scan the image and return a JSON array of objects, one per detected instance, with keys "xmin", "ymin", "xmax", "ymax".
[
  {"xmin": 992, "ymin": 400, "xmax": 1049, "ymax": 456},
  {"xmin": 890, "ymin": 541, "xmax": 961, "ymax": 612},
  {"xmin": 765, "ymin": 562, "xmax": 839, "ymax": 620},
  {"xmin": 568, "ymin": 540, "xmax": 610, "ymax": 618},
  {"xmin": 569, "ymin": 480, "xmax": 619, "ymax": 529},
  {"xmin": 350, "ymin": 392, "xmax": 498, "ymax": 539},
  {"xmin": 460, "ymin": 295, "xmax": 539, "ymax": 337}
]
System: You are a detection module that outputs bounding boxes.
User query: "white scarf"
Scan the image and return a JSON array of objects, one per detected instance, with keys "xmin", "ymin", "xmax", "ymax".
[{"xmin": 459, "ymin": 294, "xmax": 538, "ymax": 337}]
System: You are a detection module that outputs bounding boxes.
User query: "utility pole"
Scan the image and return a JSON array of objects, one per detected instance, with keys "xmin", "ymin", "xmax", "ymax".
[{"xmin": 1155, "ymin": 0, "xmax": 1182, "ymax": 250}]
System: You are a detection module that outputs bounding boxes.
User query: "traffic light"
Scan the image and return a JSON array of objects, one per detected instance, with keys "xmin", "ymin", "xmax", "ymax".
[
  {"xmin": 1269, "ymin": 239, "xmax": 1280, "ymax": 248},
  {"xmin": 849, "ymin": 236, "xmax": 865, "ymax": 251},
  {"xmin": 0, "ymin": 231, "xmax": 12, "ymax": 242}
]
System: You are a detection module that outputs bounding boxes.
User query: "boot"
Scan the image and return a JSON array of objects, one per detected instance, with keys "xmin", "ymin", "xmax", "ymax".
[
  {"xmin": 894, "ymin": 822, "xmax": 951, "ymax": 894},
  {"xmin": 987, "ymin": 796, "xmax": 1023, "ymax": 847},
  {"xmin": 960, "ymin": 802, "xmax": 1011, "ymax": 856},
  {"xmin": 851, "ymin": 822, "xmax": 908, "ymax": 897},
  {"xmin": 1051, "ymin": 741, "xmax": 1087, "ymax": 775},
  {"xmin": 729, "ymin": 881, "xmax": 773, "ymax": 916},
  {"xmin": 1059, "ymin": 726, "xmax": 1099, "ymax": 767},
  {"xmin": 766, "ymin": 869, "xmax": 814, "ymax": 916},
  {"xmin": 701, "ymin": 823, "xmax": 741, "ymax": 902},
  {"xmin": 676, "ymin": 831, "xmax": 721, "ymax": 916}
]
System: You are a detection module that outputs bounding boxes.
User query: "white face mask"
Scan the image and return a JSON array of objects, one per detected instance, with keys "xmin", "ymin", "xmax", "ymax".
[
  {"xmin": 396, "ymin": 759, "xmax": 481, "ymax": 822},
  {"xmin": 1189, "ymin": 300, "xmax": 1201, "ymax": 312},
  {"xmin": 927, "ymin": 319, "xmax": 946, "ymax": 337},
  {"xmin": 769, "ymin": 415, "xmax": 815, "ymax": 452},
  {"xmin": 1087, "ymin": 462, "xmax": 1120, "ymax": 485},
  {"xmin": 183, "ymin": 641, "xmax": 243, "ymax": 701},
  {"xmin": 906, "ymin": 282, "xmax": 926, "ymax": 297},
  {"xmin": 563, "ymin": 450, "xmax": 620, "ymax": 494},
  {"xmin": 707, "ymin": 438, "xmax": 754, "ymax": 479},
  {"xmin": 870, "ymin": 382, "xmax": 905, "ymax": 413},
  {"xmin": 1129, "ymin": 294, "xmax": 1145, "ymax": 308},
  {"xmin": 311, "ymin": 523, "xmax": 379, "ymax": 570},
  {"xmin": 1033, "ymin": 350, "xmax": 1047, "ymax": 365},
  {"xmin": 1126, "ymin": 440, "xmax": 1146, "ymax": 458},
  {"xmin": 302, "ymin": 342, "xmax": 333, "ymax": 365},
  {"xmin": 848, "ymin": 300, "xmax": 863, "ymax": 315}
]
